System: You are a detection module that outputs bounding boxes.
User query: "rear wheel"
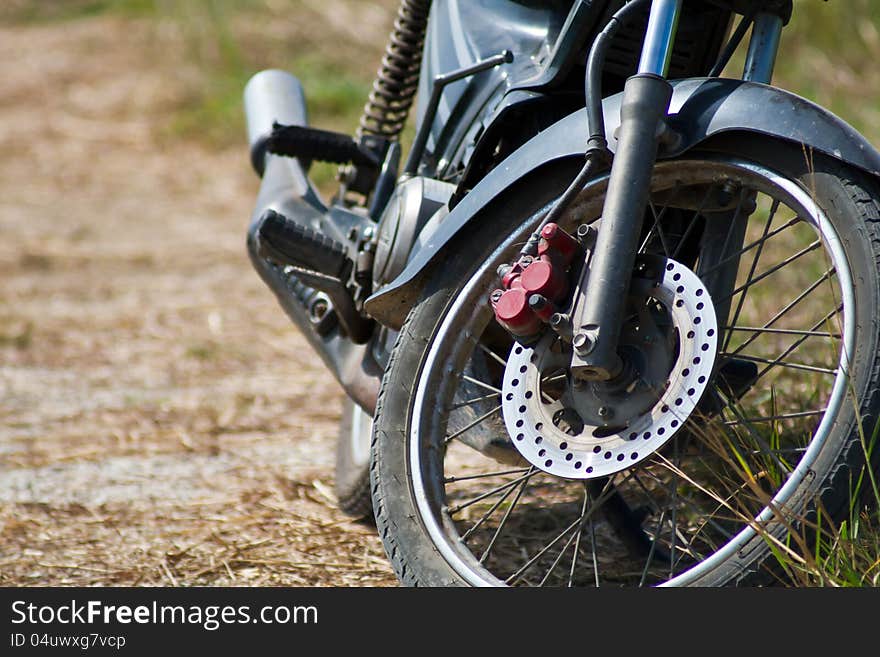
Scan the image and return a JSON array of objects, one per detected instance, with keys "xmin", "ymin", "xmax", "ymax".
[
  {"xmin": 335, "ymin": 397, "xmax": 373, "ymax": 518},
  {"xmin": 371, "ymin": 145, "xmax": 880, "ymax": 586}
]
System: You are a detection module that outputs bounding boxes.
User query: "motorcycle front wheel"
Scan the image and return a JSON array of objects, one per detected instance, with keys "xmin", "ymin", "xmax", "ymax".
[{"xmin": 370, "ymin": 141, "xmax": 880, "ymax": 586}]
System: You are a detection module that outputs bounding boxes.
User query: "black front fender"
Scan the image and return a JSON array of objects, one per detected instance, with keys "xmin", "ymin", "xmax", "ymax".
[{"xmin": 365, "ymin": 77, "xmax": 880, "ymax": 328}]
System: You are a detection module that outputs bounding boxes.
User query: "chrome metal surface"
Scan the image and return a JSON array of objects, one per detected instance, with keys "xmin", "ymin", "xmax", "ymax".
[{"xmin": 637, "ymin": 0, "xmax": 683, "ymax": 76}]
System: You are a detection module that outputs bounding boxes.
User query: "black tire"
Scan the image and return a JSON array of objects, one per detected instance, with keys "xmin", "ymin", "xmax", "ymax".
[
  {"xmin": 334, "ymin": 397, "xmax": 374, "ymax": 519},
  {"xmin": 370, "ymin": 144, "xmax": 880, "ymax": 586}
]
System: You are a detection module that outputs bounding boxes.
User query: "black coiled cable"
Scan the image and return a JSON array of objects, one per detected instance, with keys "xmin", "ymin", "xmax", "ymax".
[{"xmin": 358, "ymin": 0, "xmax": 432, "ymax": 140}]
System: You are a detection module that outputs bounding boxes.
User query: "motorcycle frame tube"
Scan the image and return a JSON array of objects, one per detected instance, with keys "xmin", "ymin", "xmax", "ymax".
[{"xmin": 743, "ymin": 12, "xmax": 783, "ymax": 84}]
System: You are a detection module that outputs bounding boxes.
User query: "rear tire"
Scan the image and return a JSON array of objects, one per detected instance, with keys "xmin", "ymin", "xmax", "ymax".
[{"xmin": 335, "ymin": 397, "xmax": 374, "ymax": 519}]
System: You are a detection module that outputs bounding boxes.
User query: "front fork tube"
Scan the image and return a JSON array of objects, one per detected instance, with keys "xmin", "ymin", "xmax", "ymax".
[{"xmin": 568, "ymin": 0, "xmax": 682, "ymax": 380}]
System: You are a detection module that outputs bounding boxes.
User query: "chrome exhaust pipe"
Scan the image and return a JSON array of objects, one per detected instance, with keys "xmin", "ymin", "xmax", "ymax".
[{"xmin": 244, "ymin": 70, "xmax": 380, "ymax": 414}]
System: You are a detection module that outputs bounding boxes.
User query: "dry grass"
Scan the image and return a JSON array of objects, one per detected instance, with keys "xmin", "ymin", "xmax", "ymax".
[{"xmin": 0, "ymin": 13, "xmax": 396, "ymax": 586}]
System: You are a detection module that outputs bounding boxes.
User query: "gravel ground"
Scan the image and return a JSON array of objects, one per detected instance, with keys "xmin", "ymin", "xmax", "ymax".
[{"xmin": 0, "ymin": 14, "xmax": 397, "ymax": 587}]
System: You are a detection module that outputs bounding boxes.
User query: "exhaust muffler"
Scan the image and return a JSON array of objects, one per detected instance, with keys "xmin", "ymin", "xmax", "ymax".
[{"xmin": 243, "ymin": 69, "xmax": 381, "ymax": 414}]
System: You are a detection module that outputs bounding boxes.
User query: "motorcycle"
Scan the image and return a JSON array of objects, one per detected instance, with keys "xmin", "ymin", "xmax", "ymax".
[{"xmin": 242, "ymin": 0, "xmax": 880, "ymax": 586}]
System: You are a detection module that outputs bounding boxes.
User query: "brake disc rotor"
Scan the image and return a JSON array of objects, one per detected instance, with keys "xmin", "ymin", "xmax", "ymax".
[{"xmin": 501, "ymin": 257, "xmax": 718, "ymax": 479}]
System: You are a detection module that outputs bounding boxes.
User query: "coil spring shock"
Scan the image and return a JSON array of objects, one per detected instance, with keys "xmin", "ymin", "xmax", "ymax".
[{"xmin": 358, "ymin": 0, "xmax": 432, "ymax": 140}]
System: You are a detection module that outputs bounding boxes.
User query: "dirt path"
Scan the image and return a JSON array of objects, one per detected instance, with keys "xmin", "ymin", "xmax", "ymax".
[{"xmin": 0, "ymin": 16, "xmax": 397, "ymax": 586}]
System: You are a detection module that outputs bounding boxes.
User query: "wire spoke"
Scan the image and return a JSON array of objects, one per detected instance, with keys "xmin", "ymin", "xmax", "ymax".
[
  {"xmin": 539, "ymin": 523, "xmax": 582, "ymax": 587},
  {"xmin": 505, "ymin": 515, "xmax": 586, "ymax": 585},
  {"xmin": 451, "ymin": 392, "xmax": 501, "ymax": 410},
  {"xmin": 722, "ymin": 200, "xmax": 777, "ymax": 352},
  {"xmin": 647, "ymin": 199, "xmax": 673, "ymax": 257},
  {"xmin": 721, "ymin": 409, "xmax": 826, "ymax": 427},
  {"xmin": 750, "ymin": 306, "xmax": 842, "ymax": 383},
  {"xmin": 461, "ymin": 375, "xmax": 502, "ymax": 395},
  {"xmin": 639, "ymin": 508, "xmax": 666, "ymax": 587},
  {"xmin": 445, "ymin": 467, "xmax": 532, "ymax": 484},
  {"xmin": 569, "ymin": 484, "xmax": 598, "ymax": 587},
  {"xmin": 446, "ymin": 469, "xmax": 538, "ymax": 516},
  {"xmin": 698, "ymin": 215, "xmax": 800, "ymax": 278},
  {"xmin": 712, "ymin": 387, "xmax": 794, "ymax": 478},
  {"xmin": 633, "ymin": 469, "xmax": 734, "ymax": 545},
  {"xmin": 477, "ymin": 343, "xmax": 509, "ymax": 368},
  {"xmin": 719, "ymin": 352, "xmax": 836, "ymax": 376},
  {"xmin": 479, "ymin": 468, "xmax": 534, "ymax": 563},
  {"xmin": 645, "ymin": 452, "xmax": 757, "ymax": 545},
  {"xmin": 504, "ymin": 475, "xmax": 627, "ymax": 585},
  {"xmin": 669, "ymin": 436, "xmax": 681, "ymax": 579},
  {"xmin": 444, "ymin": 405, "xmax": 502, "ymax": 444},
  {"xmin": 715, "ymin": 239, "xmax": 822, "ymax": 305},
  {"xmin": 460, "ymin": 476, "xmax": 524, "ymax": 542},
  {"xmin": 723, "ymin": 325, "xmax": 839, "ymax": 339},
  {"xmin": 726, "ymin": 267, "xmax": 836, "ymax": 357},
  {"xmin": 671, "ymin": 183, "xmax": 718, "ymax": 260},
  {"xmin": 717, "ymin": 188, "xmax": 748, "ymax": 267}
]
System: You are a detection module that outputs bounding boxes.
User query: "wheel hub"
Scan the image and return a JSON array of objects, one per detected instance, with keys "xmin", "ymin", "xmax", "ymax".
[{"xmin": 501, "ymin": 257, "xmax": 718, "ymax": 479}]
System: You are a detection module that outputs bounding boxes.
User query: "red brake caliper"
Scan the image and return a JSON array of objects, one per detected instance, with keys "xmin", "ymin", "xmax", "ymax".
[{"xmin": 490, "ymin": 223, "xmax": 581, "ymax": 342}]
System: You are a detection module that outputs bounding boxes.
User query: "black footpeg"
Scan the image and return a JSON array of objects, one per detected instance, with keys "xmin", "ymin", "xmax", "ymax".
[
  {"xmin": 257, "ymin": 209, "xmax": 352, "ymax": 281},
  {"xmin": 265, "ymin": 123, "xmax": 381, "ymax": 169},
  {"xmin": 255, "ymin": 209, "xmax": 373, "ymax": 343}
]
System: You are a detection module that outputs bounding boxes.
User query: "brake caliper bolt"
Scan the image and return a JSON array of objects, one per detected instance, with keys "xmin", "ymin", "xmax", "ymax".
[{"xmin": 598, "ymin": 406, "xmax": 612, "ymax": 418}]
